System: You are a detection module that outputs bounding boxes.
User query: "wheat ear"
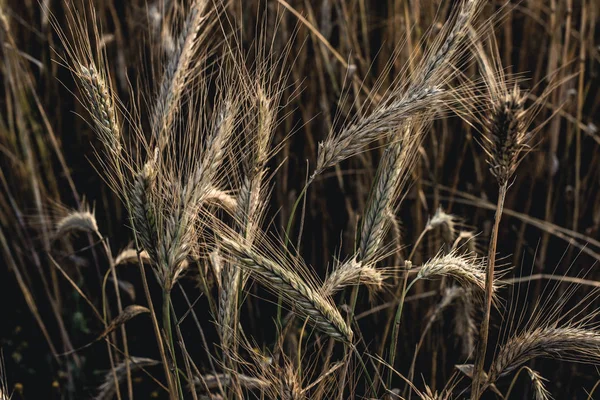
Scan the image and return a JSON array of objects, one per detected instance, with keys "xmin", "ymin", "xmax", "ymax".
[
  {"xmin": 78, "ymin": 64, "xmax": 121, "ymax": 156},
  {"xmin": 321, "ymin": 257, "xmax": 383, "ymax": 297},
  {"xmin": 221, "ymin": 237, "xmax": 352, "ymax": 342},
  {"xmin": 489, "ymin": 327, "xmax": 600, "ymax": 384},
  {"xmin": 152, "ymin": 0, "xmax": 210, "ymax": 148}
]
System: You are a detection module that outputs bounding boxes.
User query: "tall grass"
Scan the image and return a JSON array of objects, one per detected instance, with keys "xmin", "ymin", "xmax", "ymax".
[{"xmin": 0, "ymin": 0, "xmax": 598, "ymax": 399}]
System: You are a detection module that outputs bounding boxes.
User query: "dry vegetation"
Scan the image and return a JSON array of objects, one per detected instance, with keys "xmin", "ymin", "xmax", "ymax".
[{"xmin": 0, "ymin": 0, "xmax": 599, "ymax": 399}]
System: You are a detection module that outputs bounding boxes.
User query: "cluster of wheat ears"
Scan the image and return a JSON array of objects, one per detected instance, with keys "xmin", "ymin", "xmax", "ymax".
[{"xmin": 0, "ymin": 0, "xmax": 599, "ymax": 398}]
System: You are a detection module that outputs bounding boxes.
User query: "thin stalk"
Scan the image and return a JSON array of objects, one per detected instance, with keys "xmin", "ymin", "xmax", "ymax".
[
  {"xmin": 407, "ymin": 227, "xmax": 430, "ymax": 262},
  {"xmin": 471, "ymin": 182, "xmax": 507, "ymax": 399},
  {"xmin": 387, "ymin": 270, "xmax": 416, "ymax": 389},
  {"xmin": 163, "ymin": 289, "xmax": 184, "ymax": 400},
  {"xmin": 337, "ymin": 284, "xmax": 361, "ymax": 400},
  {"xmin": 136, "ymin": 254, "xmax": 175, "ymax": 398},
  {"xmin": 98, "ymin": 234, "xmax": 133, "ymax": 400},
  {"xmin": 279, "ymin": 180, "xmax": 312, "ymax": 325},
  {"xmin": 504, "ymin": 366, "xmax": 532, "ymax": 400}
]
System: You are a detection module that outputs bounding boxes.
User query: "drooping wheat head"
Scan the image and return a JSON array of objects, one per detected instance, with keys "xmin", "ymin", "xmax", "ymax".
[
  {"xmin": 417, "ymin": 251, "xmax": 503, "ymax": 302},
  {"xmin": 219, "ymin": 232, "xmax": 352, "ymax": 342},
  {"xmin": 321, "ymin": 257, "xmax": 384, "ymax": 297}
]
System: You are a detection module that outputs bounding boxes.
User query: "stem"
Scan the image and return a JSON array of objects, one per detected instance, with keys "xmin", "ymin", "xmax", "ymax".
[
  {"xmin": 387, "ymin": 271, "xmax": 416, "ymax": 389},
  {"xmin": 279, "ymin": 179, "xmax": 312, "ymax": 325},
  {"xmin": 98, "ymin": 233, "xmax": 133, "ymax": 400},
  {"xmin": 407, "ymin": 227, "xmax": 431, "ymax": 262},
  {"xmin": 337, "ymin": 284, "xmax": 361, "ymax": 399},
  {"xmin": 163, "ymin": 289, "xmax": 184, "ymax": 400},
  {"xmin": 471, "ymin": 182, "xmax": 507, "ymax": 399}
]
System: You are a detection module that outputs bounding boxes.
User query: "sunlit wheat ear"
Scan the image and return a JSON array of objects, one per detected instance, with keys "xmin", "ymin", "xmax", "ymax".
[
  {"xmin": 114, "ymin": 249, "xmax": 151, "ymax": 266},
  {"xmin": 55, "ymin": 209, "xmax": 98, "ymax": 237},
  {"xmin": 205, "ymin": 186, "xmax": 237, "ymax": 213},
  {"xmin": 315, "ymin": 87, "xmax": 442, "ymax": 176},
  {"xmin": 95, "ymin": 357, "xmax": 159, "ymax": 400},
  {"xmin": 220, "ymin": 235, "xmax": 352, "ymax": 342},
  {"xmin": 414, "ymin": 383, "xmax": 453, "ymax": 400},
  {"xmin": 78, "ymin": 64, "xmax": 122, "ymax": 156},
  {"xmin": 416, "ymin": 251, "xmax": 503, "ymax": 302},
  {"xmin": 193, "ymin": 373, "xmax": 269, "ymax": 392},
  {"xmin": 321, "ymin": 257, "xmax": 384, "ymax": 297},
  {"xmin": 280, "ymin": 363, "xmax": 305, "ymax": 400},
  {"xmin": 152, "ymin": 0, "xmax": 211, "ymax": 148},
  {"xmin": 314, "ymin": 0, "xmax": 483, "ymax": 178},
  {"xmin": 488, "ymin": 327, "xmax": 600, "ymax": 384}
]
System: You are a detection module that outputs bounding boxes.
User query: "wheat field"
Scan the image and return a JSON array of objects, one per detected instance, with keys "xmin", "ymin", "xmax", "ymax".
[{"xmin": 0, "ymin": 0, "xmax": 599, "ymax": 399}]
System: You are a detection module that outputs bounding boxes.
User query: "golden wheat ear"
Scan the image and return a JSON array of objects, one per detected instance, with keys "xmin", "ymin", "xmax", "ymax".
[{"xmin": 417, "ymin": 251, "xmax": 504, "ymax": 303}]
